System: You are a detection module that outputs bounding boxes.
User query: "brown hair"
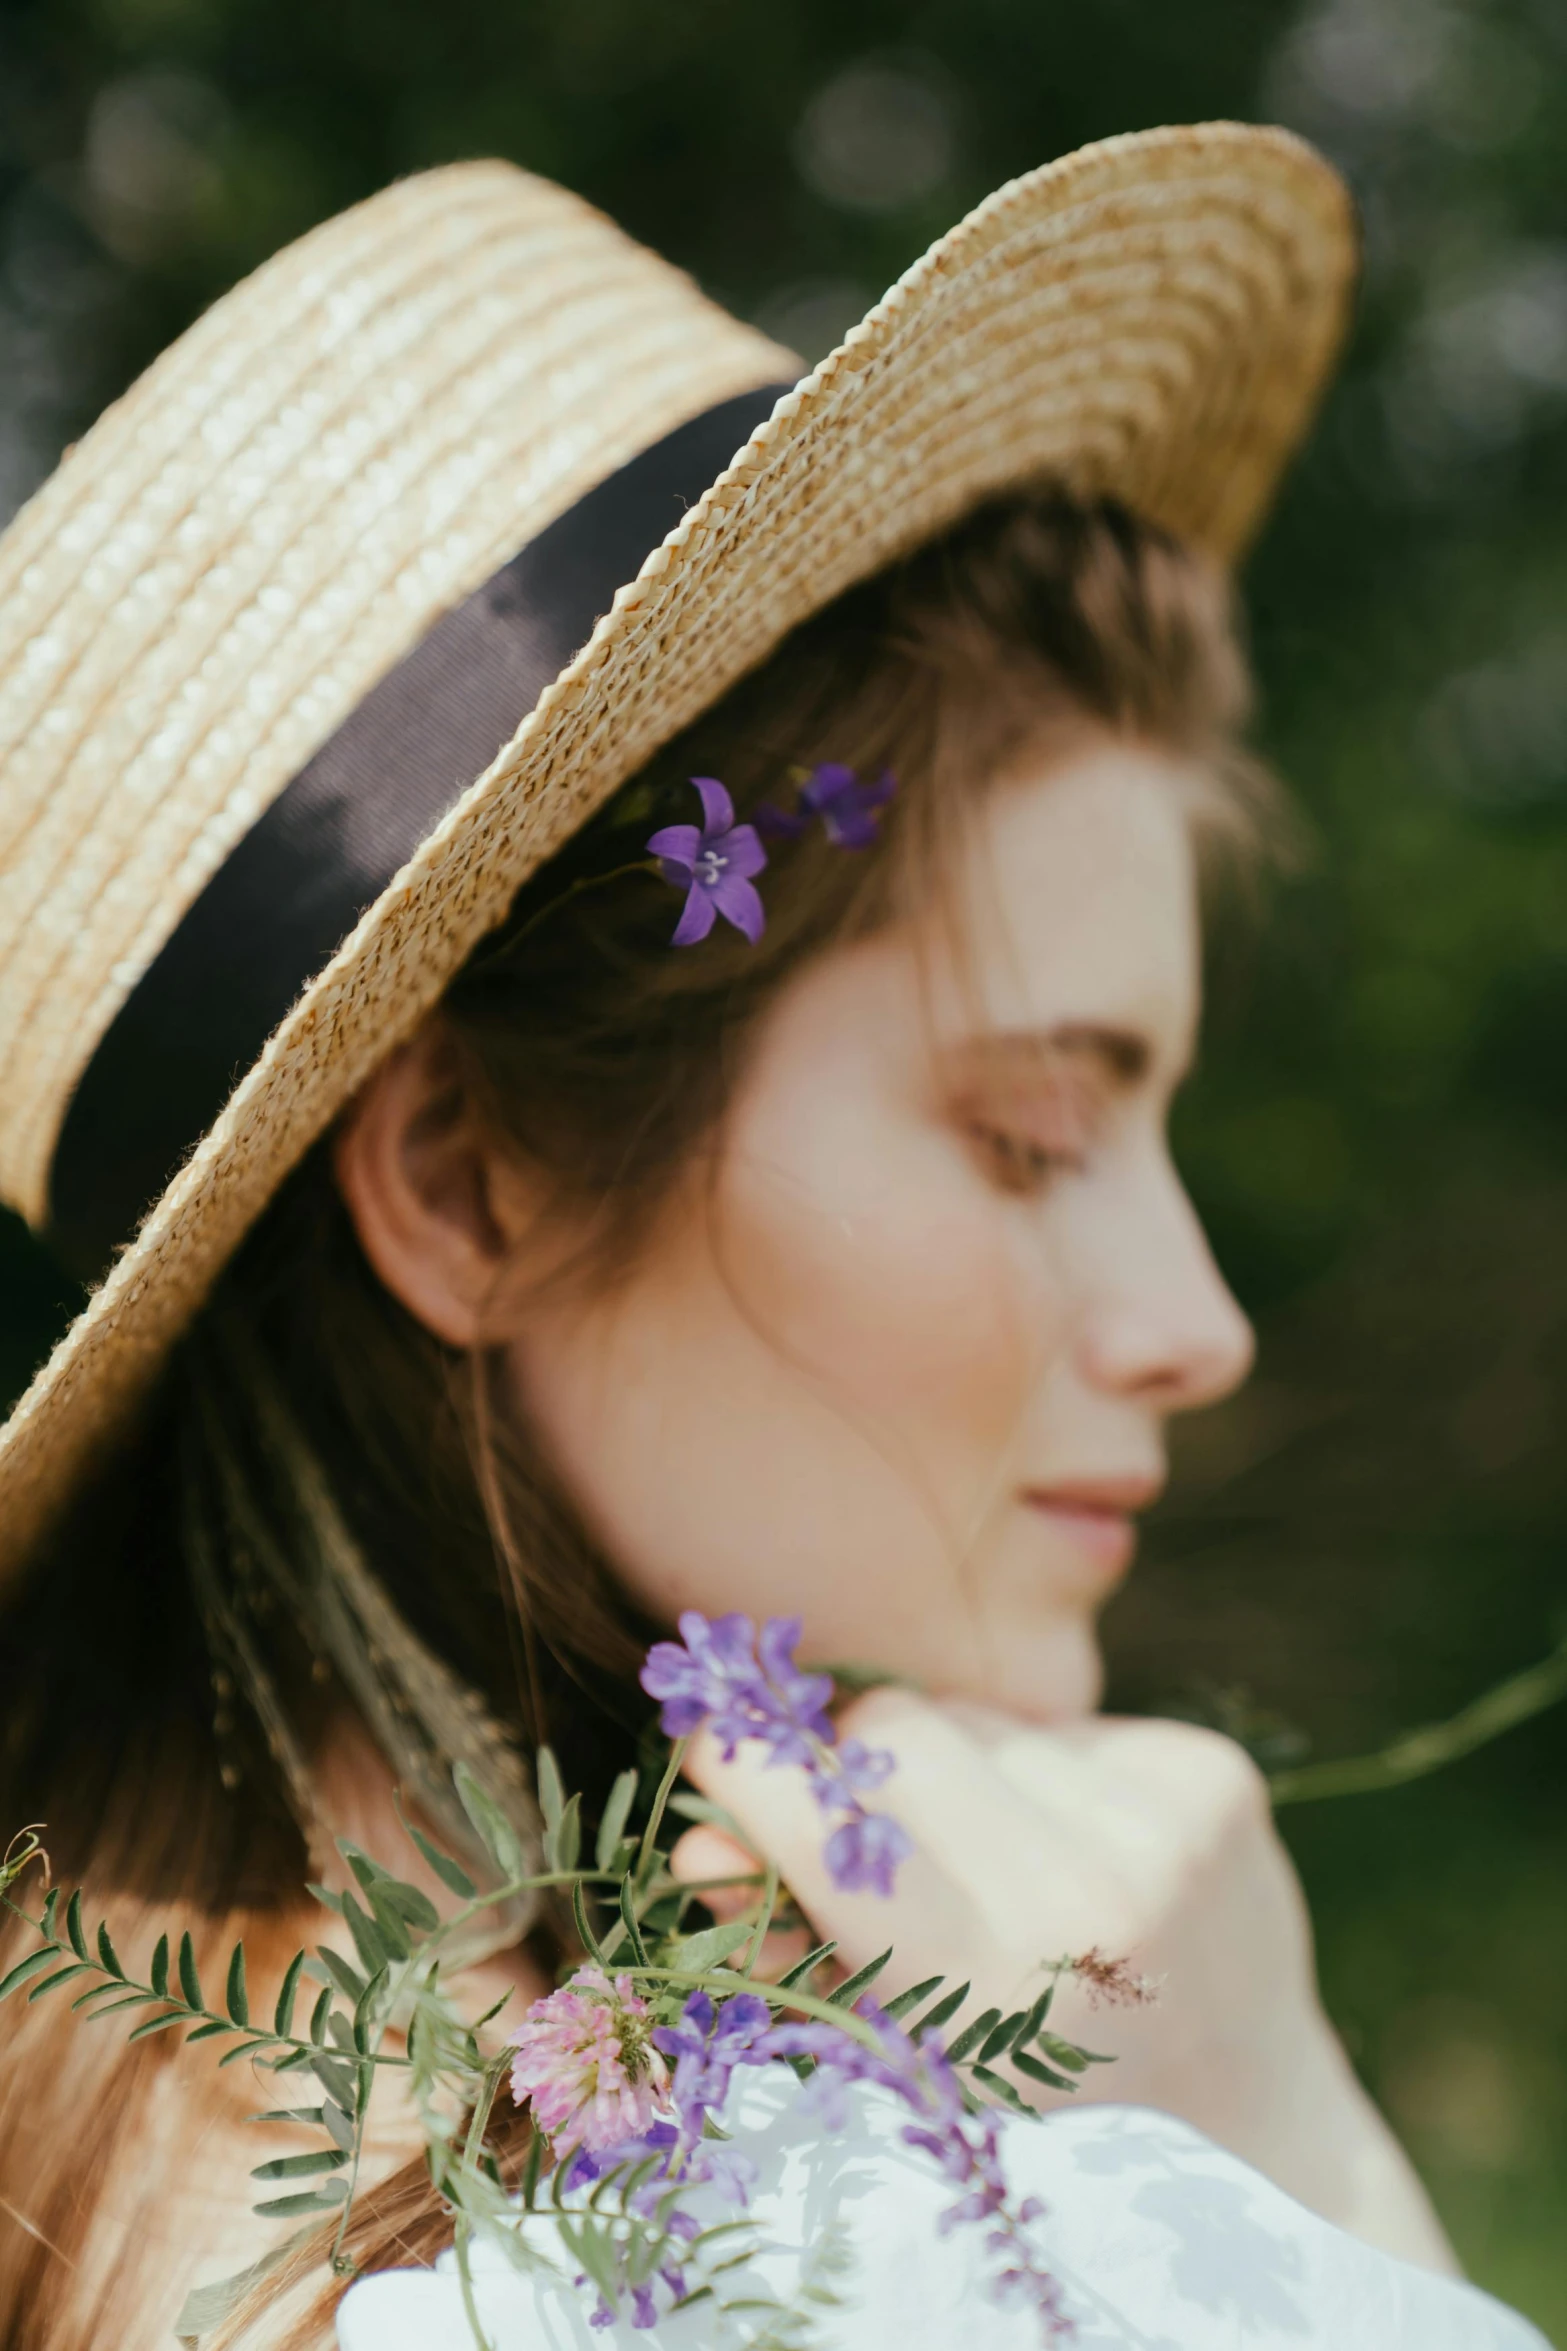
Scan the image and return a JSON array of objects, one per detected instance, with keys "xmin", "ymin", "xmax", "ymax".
[{"xmin": 0, "ymin": 490, "xmax": 1269, "ymax": 2349}]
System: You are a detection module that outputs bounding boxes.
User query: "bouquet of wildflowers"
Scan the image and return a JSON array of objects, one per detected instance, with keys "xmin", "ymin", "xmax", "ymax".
[{"xmin": 0, "ymin": 1614, "xmax": 1134, "ymax": 2347}]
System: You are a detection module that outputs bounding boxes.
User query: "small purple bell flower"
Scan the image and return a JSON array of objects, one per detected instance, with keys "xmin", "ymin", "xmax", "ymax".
[
  {"xmin": 647, "ymin": 777, "xmax": 768, "ymax": 945},
  {"xmin": 757, "ymin": 762, "xmax": 897, "ymax": 849}
]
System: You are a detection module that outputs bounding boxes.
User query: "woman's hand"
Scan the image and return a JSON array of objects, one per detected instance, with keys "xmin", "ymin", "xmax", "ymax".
[{"xmin": 673, "ymin": 1688, "xmax": 1457, "ymax": 2273}]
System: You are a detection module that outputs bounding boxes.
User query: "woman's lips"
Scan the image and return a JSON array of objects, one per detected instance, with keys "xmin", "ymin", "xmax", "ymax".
[{"xmin": 1020, "ymin": 1476, "xmax": 1163, "ymax": 1580}]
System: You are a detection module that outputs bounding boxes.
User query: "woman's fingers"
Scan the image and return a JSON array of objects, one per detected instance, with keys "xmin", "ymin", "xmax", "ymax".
[
  {"xmin": 669, "ymin": 1697, "xmax": 1413, "ymax": 2245},
  {"xmin": 682, "ymin": 1719, "xmax": 989, "ymax": 1990},
  {"xmin": 838, "ymin": 1692, "xmax": 1087, "ymax": 1927},
  {"xmin": 677, "ymin": 1693, "xmax": 1284, "ymax": 2011},
  {"xmin": 942, "ymin": 1702, "xmax": 1276, "ymax": 1895},
  {"xmin": 682, "ymin": 1692, "xmax": 1141, "ymax": 2001},
  {"xmin": 667, "ymin": 1820, "xmax": 816, "ymax": 1981},
  {"xmin": 668, "ymin": 1823, "xmax": 758, "ymax": 1922}
]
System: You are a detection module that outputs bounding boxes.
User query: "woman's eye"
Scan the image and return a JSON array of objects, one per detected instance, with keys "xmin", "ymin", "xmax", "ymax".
[{"xmin": 965, "ymin": 1121, "xmax": 1081, "ymax": 1196}]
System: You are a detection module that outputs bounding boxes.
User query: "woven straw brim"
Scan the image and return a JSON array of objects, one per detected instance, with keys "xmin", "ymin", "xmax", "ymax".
[
  {"xmin": 0, "ymin": 122, "xmax": 1355, "ymax": 1583},
  {"xmin": 0, "ymin": 165, "xmax": 794, "ymax": 1225}
]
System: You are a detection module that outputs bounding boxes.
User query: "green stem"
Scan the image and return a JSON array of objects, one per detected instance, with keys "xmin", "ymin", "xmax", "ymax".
[
  {"xmin": 572, "ymin": 1879, "xmax": 608, "ymax": 1967},
  {"xmin": 633, "ymin": 1966, "xmax": 888, "ymax": 2057},
  {"xmin": 636, "ymin": 1738, "xmax": 689, "ymax": 1899},
  {"xmin": 1270, "ymin": 1637, "xmax": 1567, "ymax": 1805},
  {"xmin": 742, "ymin": 1865, "xmax": 780, "ymax": 1979},
  {"xmin": 446, "ymin": 2053, "xmax": 519, "ymax": 2350},
  {"xmin": 484, "ymin": 861, "xmax": 656, "ymax": 960},
  {"xmin": 461, "ymin": 2052, "xmax": 509, "ymax": 2176},
  {"xmin": 327, "ymin": 2061, "xmax": 372, "ymax": 2275},
  {"xmin": 453, "ymin": 2219, "xmax": 494, "ymax": 2351}
]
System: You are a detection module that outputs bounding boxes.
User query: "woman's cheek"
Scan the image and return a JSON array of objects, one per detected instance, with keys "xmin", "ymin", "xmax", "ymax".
[
  {"xmin": 719, "ymin": 1134, "xmax": 1048, "ymax": 1466},
  {"xmin": 508, "ymin": 1139, "xmax": 1053, "ymax": 1660}
]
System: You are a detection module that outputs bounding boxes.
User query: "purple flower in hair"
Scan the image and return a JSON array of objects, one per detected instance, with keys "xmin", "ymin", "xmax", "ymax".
[
  {"xmin": 758, "ymin": 762, "xmax": 897, "ymax": 848},
  {"xmin": 647, "ymin": 777, "xmax": 767, "ymax": 945}
]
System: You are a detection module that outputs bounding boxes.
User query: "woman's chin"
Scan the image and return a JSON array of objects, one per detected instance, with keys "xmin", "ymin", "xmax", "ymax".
[{"xmin": 935, "ymin": 1616, "xmax": 1105, "ymax": 1723}]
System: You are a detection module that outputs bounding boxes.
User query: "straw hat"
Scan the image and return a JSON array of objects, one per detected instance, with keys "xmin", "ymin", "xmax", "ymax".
[{"xmin": 0, "ymin": 123, "xmax": 1355, "ymax": 1584}]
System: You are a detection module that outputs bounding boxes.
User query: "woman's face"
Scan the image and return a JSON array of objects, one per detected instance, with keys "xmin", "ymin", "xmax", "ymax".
[{"xmin": 506, "ymin": 739, "xmax": 1254, "ymax": 1721}]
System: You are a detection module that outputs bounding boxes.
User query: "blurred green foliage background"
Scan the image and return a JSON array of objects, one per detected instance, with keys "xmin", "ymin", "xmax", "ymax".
[{"xmin": 3, "ymin": 0, "xmax": 1566, "ymax": 2331}]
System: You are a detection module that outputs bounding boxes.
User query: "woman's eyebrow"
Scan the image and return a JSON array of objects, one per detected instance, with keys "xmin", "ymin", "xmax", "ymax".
[{"xmin": 952, "ymin": 1024, "xmax": 1152, "ymax": 1087}]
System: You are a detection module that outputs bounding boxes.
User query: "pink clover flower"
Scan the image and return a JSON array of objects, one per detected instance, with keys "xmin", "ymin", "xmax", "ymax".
[{"xmin": 508, "ymin": 1966, "xmax": 671, "ymax": 2157}]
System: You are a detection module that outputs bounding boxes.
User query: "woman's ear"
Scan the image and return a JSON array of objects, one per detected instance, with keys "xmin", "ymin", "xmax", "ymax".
[{"xmin": 332, "ymin": 1019, "xmax": 537, "ymax": 1347}]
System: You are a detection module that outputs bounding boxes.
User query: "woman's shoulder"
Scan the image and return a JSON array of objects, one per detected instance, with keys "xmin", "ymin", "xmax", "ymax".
[{"xmin": 335, "ymin": 2082, "xmax": 1547, "ymax": 2351}]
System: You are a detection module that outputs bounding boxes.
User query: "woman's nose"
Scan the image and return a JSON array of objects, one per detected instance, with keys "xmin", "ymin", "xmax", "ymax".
[{"xmin": 1076, "ymin": 1165, "xmax": 1255, "ymax": 1413}]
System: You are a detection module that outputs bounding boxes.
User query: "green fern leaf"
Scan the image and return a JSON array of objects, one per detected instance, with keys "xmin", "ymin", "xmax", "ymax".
[
  {"xmin": 352, "ymin": 1964, "xmax": 389, "ymax": 2052},
  {"xmin": 1012, "ymin": 2047, "xmax": 1078, "ymax": 2092},
  {"xmin": 253, "ymin": 2184, "xmax": 348, "ymax": 2218},
  {"xmin": 617, "ymin": 1877, "xmax": 650, "ymax": 1968},
  {"xmin": 970, "ymin": 2062, "xmax": 1035, "ymax": 2115},
  {"xmin": 1038, "ymin": 2028, "xmax": 1110, "ymax": 2068},
  {"xmin": 907, "ymin": 1980, "xmax": 969, "ymax": 2037},
  {"xmin": 273, "ymin": 1949, "xmax": 305, "ymax": 2039},
  {"xmin": 0, "ymin": 1948, "xmax": 63, "ymax": 2001},
  {"xmin": 550, "ymin": 1792, "xmax": 582, "ymax": 1875},
  {"xmin": 665, "ymin": 1920, "xmax": 750, "ymax": 1973},
  {"xmin": 978, "ymin": 2009, "xmax": 1028, "ymax": 2065},
  {"xmin": 226, "ymin": 1942, "xmax": 250, "ymax": 2028},
  {"xmin": 27, "ymin": 1963, "xmax": 94, "ymax": 2001},
  {"xmin": 128, "ymin": 2009, "xmax": 190, "ymax": 2042},
  {"xmin": 338, "ymin": 1841, "xmax": 390, "ymax": 1894},
  {"xmin": 70, "ymin": 1979, "xmax": 128, "ymax": 2011},
  {"xmin": 219, "ymin": 2037, "xmax": 270, "ymax": 2068},
  {"xmin": 317, "ymin": 1946, "xmax": 366, "ymax": 2006},
  {"xmin": 944, "ymin": 2006, "xmax": 1002, "ymax": 2063},
  {"xmin": 826, "ymin": 1949, "xmax": 893, "ymax": 2008},
  {"xmin": 775, "ymin": 1941, "xmax": 838, "ymax": 1991},
  {"xmin": 377, "ymin": 1878, "xmax": 439, "ymax": 1933},
  {"xmin": 250, "ymin": 2149, "xmax": 350, "ymax": 2181},
  {"xmin": 405, "ymin": 1827, "xmax": 476, "ymax": 1901},
  {"xmin": 535, "ymin": 1745, "xmax": 565, "ymax": 1834},
  {"xmin": 455, "ymin": 1762, "xmax": 527, "ymax": 1880},
  {"xmin": 1012, "ymin": 1987, "xmax": 1053, "ymax": 2051},
  {"xmin": 596, "ymin": 1770, "xmax": 639, "ymax": 1871},
  {"xmin": 178, "ymin": 1931, "xmax": 203, "ymax": 2010},
  {"xmin": 366, "ymin": 1884, "xmax": 412, "ymax": 1960},
  {"xmin": 880, "ymin": 1974, "xmax": 945, "ymax": 2021},
  {"xmin": 571, "ymin": 1879, "xmax": 607, "ymax": 1967},
  {"xmin": 310, "ymin": 2052, "xmax": 357, "ymax": 2113},
  {"xmin": 341, "ymin": 1892, "xmax": 389, "ymax": 1980}
]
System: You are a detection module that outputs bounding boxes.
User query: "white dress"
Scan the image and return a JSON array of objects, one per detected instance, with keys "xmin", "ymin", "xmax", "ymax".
[{"xmin": 336, "ymin": 2074, "xmax": 1547, "ymax": 2351}]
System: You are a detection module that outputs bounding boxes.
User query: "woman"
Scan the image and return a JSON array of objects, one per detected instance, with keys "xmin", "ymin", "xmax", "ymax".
[{"xmin": 0, "ymin": 133, "xmax": 1540, "ymax": 2349}]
